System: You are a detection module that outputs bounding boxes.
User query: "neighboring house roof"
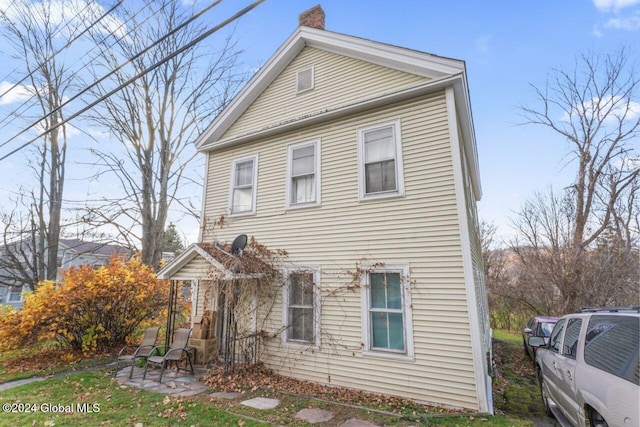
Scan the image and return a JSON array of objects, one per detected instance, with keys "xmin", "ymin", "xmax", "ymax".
[
  {"xmin": 58, "ymin": 239, "xmax": 131, "ymax": 257},
  {"xmin": 195, "ymin": 25, "xmax": 481, "ymax": 200}
]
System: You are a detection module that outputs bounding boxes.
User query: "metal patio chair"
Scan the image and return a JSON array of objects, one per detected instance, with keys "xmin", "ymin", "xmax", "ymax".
[
  {"xmin": 143, "ymin": 328, "xmax": 193, "ymax": 383},
  {"xmin": 114, "ymin": 326, "xmax": 160, "ymax": 378}
]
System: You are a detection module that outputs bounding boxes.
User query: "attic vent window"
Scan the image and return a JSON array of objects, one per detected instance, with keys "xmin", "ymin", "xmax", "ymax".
[{"xmin": 296, "ymin": 66, "xmax": 314, "ymax": 93}]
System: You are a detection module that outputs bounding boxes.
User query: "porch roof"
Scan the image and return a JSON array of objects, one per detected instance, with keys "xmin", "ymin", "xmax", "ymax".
[{"xmin": 156, "ymin": 243, "xmax": 265, "ymax": 281}]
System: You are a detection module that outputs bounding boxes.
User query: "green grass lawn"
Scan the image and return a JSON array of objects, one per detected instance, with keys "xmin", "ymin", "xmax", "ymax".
[
  {"xmin": 0, "ymin": 330, "xmax": 544, "ymax": 426},
  {"xmin": 0, "ymin": 371, "xmax": 261, "ymax": 426}
]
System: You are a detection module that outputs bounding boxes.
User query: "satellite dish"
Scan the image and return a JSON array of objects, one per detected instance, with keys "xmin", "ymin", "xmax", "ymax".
[{"xmin": 230, "ymin": 234, "xmax": 247, "ymax": 256}]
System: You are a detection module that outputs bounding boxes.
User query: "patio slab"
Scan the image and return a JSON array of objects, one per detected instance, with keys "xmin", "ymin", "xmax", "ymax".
[
  {"xmin": 241, "ymin": 397, "xmax": 280, "ymax": 410},
  {"xmin": 113, "ymin": 365, "xmax": 209, "ymax": 397}
]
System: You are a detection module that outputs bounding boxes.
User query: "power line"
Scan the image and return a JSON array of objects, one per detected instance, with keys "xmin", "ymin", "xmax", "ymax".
[
  {"xmin": 0, "ymin": 0, "xmax": 230, "ymax": 156},
  {"xmin": 0, "ymin": 0, "xmax": 159, "ymax": 132},
  {"xmin": 0, "ymin": 0, "xmax": 122, "ymax": 101}
]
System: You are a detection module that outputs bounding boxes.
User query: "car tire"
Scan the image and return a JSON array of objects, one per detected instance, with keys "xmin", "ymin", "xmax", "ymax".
[
  {"xmin": 523, "ymin": 338, "xmax": 529, "ymax": 357},
  {"xmin": 588, "ymin": 408, "xmax": 609, "ymax": 427},
  {"xmin": 538, "ymin": 367, "xmax": 553, "ymax": 418}
]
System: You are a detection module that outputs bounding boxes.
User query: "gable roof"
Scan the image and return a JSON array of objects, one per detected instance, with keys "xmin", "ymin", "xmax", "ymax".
[{"xmin": 195, "ymin": 26, "xmax": 481, "ymax": 199}]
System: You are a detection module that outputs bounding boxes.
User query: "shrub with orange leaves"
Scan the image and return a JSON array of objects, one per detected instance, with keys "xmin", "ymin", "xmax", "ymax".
[{"xmin": 0, "ymin": 256, "xmax": 169, "ymax": 355}]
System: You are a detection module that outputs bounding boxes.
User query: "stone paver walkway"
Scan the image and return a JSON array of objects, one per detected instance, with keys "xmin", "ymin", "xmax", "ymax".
[
  {"xmin": 241, "ymin": 397, "xmax": 280, "ymax": 410},
  {"xmin": 296, "ymin": 408, "xmax": 335, "ymax": 423},
  {"xmin": 340, "ymin": 419, "xmax": 381, "ymax": 427}
]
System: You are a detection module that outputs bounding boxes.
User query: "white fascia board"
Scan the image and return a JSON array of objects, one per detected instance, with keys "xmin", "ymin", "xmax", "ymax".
[
  {"xmin": 156, "ymin": 243, "xmax": 228, "ymax": 280},
  {"xmin": 451, "ymin": 71, "xmax": 482, "ymax": 200},
  {"xmin": 195, "ymin": 27, "xmax": 465, "ymax": 150},
  {"xmin": 303, "ymin": 27, "xmax": 464, "ymax": 78},
  {"xmin": 156, "ymin": 243, "xmax": 199, "ymax": 279},
  {"xmin": 195, "ymin": 28, "xmax": 307, "ymax": 149}
]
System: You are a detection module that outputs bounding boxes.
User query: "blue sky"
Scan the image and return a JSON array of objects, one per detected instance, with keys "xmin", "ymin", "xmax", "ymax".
[{"xmin": 0, "ymin": 0, "xmax": 638, "ymax": 245}]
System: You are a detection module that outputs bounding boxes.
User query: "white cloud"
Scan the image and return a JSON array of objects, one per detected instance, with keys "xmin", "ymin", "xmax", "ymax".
[
  {"xmin": 593, "ymin": 0, "xmax": 640, "ymax": 12},
  {"xmin": 0, "ymin": 81, "xmax": 33, "ymax": 105},
  {"xmin": 475, "ymin": 35, "xmax": 491, "ymax": 55},
  {"xmin": 561, "ymin": 95, "xmax": 640, "ymax": 124},
  {"xmin": 604, "ymin": 14, "xmax": 640, "ymax": 30}
]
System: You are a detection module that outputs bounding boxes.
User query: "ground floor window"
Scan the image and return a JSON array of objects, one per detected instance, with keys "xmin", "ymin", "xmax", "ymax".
[
  {"xmin": 361, "ymin": 264, "xmax": 413, "ymax": 359},
  {"xmin": 283, "ymin": 267, "xmax": 320, "ymax": 346}
]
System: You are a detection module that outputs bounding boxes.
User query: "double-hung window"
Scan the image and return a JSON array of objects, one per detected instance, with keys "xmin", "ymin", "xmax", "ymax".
[
  {"xmin": 361, "ymin": 264, "xmax": 413, "ymax": 359},
  {"xmin": 8, "ymin": 287, "xmax": 22, "ymax": 303},
  {"xmin": 358, "ymin": 120, "xmax": 404, "ymax": 200},
  {"xmin": 286, "ymin": 139, "xmax": 320, "ymax": 209},
  {"xmin": 229, "ymin": 154, "xmax": 258, "ymax": 215},
  {"xmin": 283, "ymin": 268, "xmax": 320, "ymax": 346}
]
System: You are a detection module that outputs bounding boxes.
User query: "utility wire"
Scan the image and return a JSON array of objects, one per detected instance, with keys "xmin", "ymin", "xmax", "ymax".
[
  {"xmin": 0, "ymin": 0, "xmax": 118, "ymax": 100},
  {"xmin": 0, "ymin": 0, "xmax": 158, "ymax": 131},
  {"xmin": 0, "ymin": 0, "xmax": 225, "ymax": 154}
]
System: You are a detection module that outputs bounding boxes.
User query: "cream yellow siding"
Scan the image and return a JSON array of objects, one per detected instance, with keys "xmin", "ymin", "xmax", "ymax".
[
  {"xmin": 222, "ymin": 47, "xmax": 427, "ymax": 140},
  {"xmin": 169, "ymin": 255, "xmax": 213, "ymax": 281},
  {"xmin": 200, "ymin": 92, "xmax": 481, "ymax": 410}
]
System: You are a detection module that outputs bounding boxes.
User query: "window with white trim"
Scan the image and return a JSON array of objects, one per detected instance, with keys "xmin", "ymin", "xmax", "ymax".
[
  {"xmin": 361, "ymin": 264, "xmax": 413, "ymax": 358},
  {"xmin": 286, "ymin": 139, "xmax": 320, "ymax": 209},
  {"xmin": 358, "ymin": 120, "xmax": 404, "ymax": 200},
  {"xmin": 8, "ymin": 287, "xmax": 22, "ymax": 302},
  {"xmin": 229, "ymin": 154, "xmax": 258, "ymax": 215},
  {"xmin": 283, "ymin": 268, "xmax": 320, "ymax": 346}
]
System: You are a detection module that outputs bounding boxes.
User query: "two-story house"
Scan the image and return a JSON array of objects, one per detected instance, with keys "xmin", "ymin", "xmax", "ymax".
[{"xmin": 158, "ymin": 6, "xmax": 491, "ymax": 413}]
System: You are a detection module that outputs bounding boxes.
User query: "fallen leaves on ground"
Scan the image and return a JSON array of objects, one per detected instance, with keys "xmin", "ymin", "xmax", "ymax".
[{"xmin": 202, "ymin": 363, "xmax": 464, "ymax": 415}]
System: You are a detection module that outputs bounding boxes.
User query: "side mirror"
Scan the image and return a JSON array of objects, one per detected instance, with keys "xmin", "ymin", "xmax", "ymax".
[
  {"xmin": 524, "ymin": 327, "xmax": 532, "ymax": 334},
  {"xmin": 528, "ymin": 336, "xmax": 546, "ymax": 348}
]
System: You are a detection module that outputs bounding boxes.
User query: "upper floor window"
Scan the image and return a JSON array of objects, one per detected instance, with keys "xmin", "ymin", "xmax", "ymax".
[
  {"xmin": 229, "ymin": 154, "xmax": 258, "ymax": 215},
  {"xmin": 360, "ymin": 264, "xmax": 413, "ymax": 360},
  {"xmin": 283, "ymin": 267, "xmax": 320, "ymax": 347},
  {"xmin": 357, "ymin": 120, "xmax": 405, "ymax": 201},
  {"xmin": 286, "ymin": 139, "xmax": 321, "ymax": 209}
]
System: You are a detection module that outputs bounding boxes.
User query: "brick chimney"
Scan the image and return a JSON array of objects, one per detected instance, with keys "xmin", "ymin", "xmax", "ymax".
[{"xmin": 298, "ymin": 5, "xmax": 325, "ymax": 30}]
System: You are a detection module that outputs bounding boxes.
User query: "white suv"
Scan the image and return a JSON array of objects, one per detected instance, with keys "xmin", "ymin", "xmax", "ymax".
[{"xmin": 529, "ymin": 307, "xmax": 639, "ymax": 427}]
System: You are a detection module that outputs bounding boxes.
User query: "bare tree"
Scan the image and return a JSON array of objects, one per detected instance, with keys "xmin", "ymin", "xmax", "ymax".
[
  {"xmin": 520, "ymin": 48, "xmax": 639, "ymax": 250},
  {"xmin": 511, "ymin": 48, "xmax": 640, "ymax": 312},
  {"xmin": 0, "ymin": 195, "xmax": 41, "ymax": 292},
  {"xmin": 83, "ymin": 0, "xmax": 242, "ymax": 269},
  {"xmin": 0, "ymin": 0, "xmax": 91, "ymax": 286}
]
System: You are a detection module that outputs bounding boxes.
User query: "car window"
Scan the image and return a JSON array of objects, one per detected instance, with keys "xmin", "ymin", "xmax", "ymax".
[
  {"xmin": 562, "ymin": 318, "xmax": 582, "ymax": 358},
  {"xmin": 549, "ymin": 319, "xmax": 566, "ymax": 353},
  {"xmin": 527, "ymin": 319, "xmax": 534, "ymax": 330},
  {"xmin": 538, "ymin": 322, "xmax": 556, "ymax": 337},
  {"xmin": 584, "ymin": 315, "xmax": 640, "ymax": 385}
]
